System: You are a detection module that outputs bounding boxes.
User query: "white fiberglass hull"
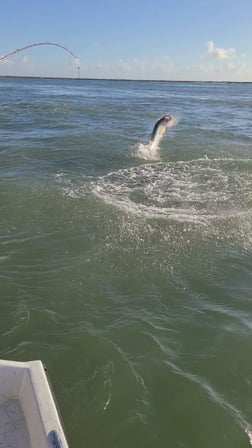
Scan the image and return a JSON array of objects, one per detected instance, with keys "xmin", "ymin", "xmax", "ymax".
[{"xmin": 0, "ymin": 359, "xmax": 68, "ymax": 448}]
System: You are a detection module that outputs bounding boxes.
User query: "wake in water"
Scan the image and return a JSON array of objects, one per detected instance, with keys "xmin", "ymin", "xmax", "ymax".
[
  {"xmin": 56, "ymin": 157, "xmax": 252, "ymax": 248},
  {"xmin": 92, "ymin": 158, "xmax": 252, "ymax": 224},
  {"xmin": 166, "ymin": 360, "xmax": 252, "ymax": 445},
  {"xmin": 131, "ymin": 115, "xmax": 178, "ymax": 160}
]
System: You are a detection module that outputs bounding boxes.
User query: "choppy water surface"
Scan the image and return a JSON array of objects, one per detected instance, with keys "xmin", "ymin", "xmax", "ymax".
[{"xmin": 1, "ymin": 77, "xmax": 252, "ymax": 447}]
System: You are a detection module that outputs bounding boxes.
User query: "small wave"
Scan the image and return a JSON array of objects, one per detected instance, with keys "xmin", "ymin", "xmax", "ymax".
[
  {"xmin": 0, "ymin": 255, "xmax": 10, "ymax": 263},
  {"xmin": 0, "ymin": 105, "xmax": 11, "ymax": 111},
  {"xmin": 165, "ymin": 360, "xmax": 251, "ymax": 433}
]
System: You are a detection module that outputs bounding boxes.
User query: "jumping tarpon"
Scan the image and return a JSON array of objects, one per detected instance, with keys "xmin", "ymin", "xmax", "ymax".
[{"xmin": 150, "ymin": 114, "xmax": 172, "ymax": 146}]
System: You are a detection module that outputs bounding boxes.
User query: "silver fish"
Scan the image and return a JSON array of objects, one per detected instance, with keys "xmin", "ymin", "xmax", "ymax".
[{"xmin": 150, "ymin": 114, "xmax": 172, "ymax": 145}]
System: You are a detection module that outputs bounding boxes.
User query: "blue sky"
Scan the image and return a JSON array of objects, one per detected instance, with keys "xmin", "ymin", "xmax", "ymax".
[{"xmin": 0, "ymin": 0, "xmax": 252, "ymax": 81}]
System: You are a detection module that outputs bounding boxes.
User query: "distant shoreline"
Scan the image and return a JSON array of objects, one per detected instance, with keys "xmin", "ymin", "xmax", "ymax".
[
  {"xmin": 1, "ymin": 75, "xmax": 251, "ymax": 85},
  {"xmin": 0, "ymin": 75, "xmax": 251, "ymax": 84}
]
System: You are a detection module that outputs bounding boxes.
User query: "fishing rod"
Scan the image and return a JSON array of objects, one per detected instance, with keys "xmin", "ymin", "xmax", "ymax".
[{"xmin": 0, "ymin": 41, "xmax": 80, "ymax": 77}]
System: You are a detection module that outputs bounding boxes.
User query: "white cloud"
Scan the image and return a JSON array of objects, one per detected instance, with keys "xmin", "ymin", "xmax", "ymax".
[
  {"xmin": 207, "ymin": 40, "xmax": 235, "ymax": 60},
  {"xmin": 22, "ymin": 55, "xmax": 29, "ymax": 64},
  {"xmin": 118, "ymin": 59, "xmax": 131, "ymax": 72},
  {"xmin": 81, "ymin": 56, "xmax": 173, "ymax": 80},
  {"xmin": 180, "ymin": 59, "xmax": 252, "ymax": 82}
]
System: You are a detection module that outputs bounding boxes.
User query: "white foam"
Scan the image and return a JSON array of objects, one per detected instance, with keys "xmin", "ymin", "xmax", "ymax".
[
  {"xmin": 131, "ymin": 142, "xmax": 161, "ymax": 161},
  {"xmin": 55, "ymin": 157, "xmax": 252, "ymax": 250},
  {"xmin": 91, "ymin": 158, "xmax": 252, "ymax": 224},
  {"xmin": 246, "ymin": 429, "xmax": 252, "ymax": 445},
  {"xmin": 166, "ymin": 360, "xmax": 252, "ymax": 437}
]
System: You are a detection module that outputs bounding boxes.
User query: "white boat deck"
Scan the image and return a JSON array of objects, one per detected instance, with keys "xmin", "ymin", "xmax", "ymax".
[
  {"xmin": 0, "ymin": 399, "xmax": 31, "ymax": 448},
  {"xmin": 0, "ymin": 359, "xmax": 68, "ymax": 448}
]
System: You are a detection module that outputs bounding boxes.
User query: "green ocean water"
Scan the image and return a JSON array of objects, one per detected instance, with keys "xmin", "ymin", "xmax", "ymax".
[{"xmin": 1, "ymin": 77, "xmax": 252, "ymax": 447}]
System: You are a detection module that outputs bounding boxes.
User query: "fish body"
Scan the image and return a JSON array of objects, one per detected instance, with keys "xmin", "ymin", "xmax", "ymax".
[{"xmin": 150, "ymin": 115, "xmax": 172, "ymax": 146}]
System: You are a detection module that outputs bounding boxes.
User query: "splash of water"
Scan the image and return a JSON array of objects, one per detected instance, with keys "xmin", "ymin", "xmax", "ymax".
[
  {"xmin": 56, "ymin": 157, "xmax": 252, "ymax": 250},
  {"xmin": 92, "ymin": 158, "xmax": 252, "ymax": 223},
  {"xmin": 131, "ymin": 116, "xmax": 178, "ymax": 161}
]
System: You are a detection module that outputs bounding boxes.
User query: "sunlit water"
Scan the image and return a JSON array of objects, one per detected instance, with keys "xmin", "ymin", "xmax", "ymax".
[{"xmin": 1, "ymin": 77, "xmax": 252, "ymax": 447}]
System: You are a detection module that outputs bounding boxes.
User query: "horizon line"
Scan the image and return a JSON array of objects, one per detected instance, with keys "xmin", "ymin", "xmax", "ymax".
[{"xmin": 0, "ymin": 74, "xmax": 252, "ymax": 84}]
